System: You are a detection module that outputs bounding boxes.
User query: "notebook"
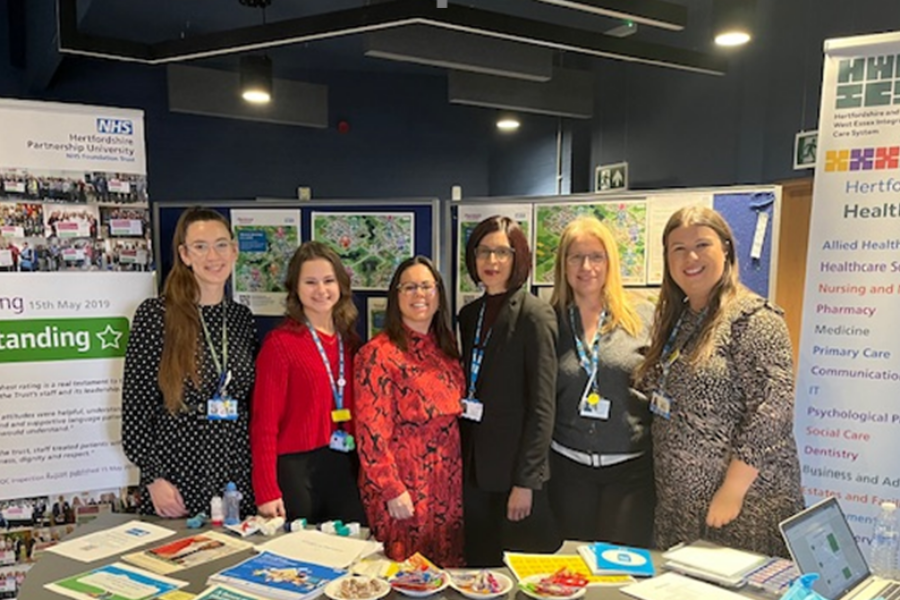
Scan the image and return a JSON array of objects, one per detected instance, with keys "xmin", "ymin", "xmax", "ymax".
[{"xmin": 780, "ymin": 496, "xmax": 900, "ymax": 600}]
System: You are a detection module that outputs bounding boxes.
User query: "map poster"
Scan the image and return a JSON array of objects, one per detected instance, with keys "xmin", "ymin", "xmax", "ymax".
[
  {"xmin": 231, "ymin": 209, "xmax": 300, "ymax": 316},
  {"xmin": 311, "ymin": 212, "xmax": 414, "ymax": 291},
  {"xmin": 456, "ymin": 204, "xmax": 532, "ymax": 309},
  {"xmin": 533, "ymin": 200, "xmax": 648, "ymax": 286},
  {"xmin": 0, "ymin": 272, "xmax": 154, "ymax": 500}
]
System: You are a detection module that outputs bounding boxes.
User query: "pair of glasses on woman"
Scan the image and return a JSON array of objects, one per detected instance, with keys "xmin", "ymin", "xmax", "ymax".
[
  {"xmin": 566, "ymin": 252, "xmax": 607, "ymax": 266},
  {"xmin": 474, "ymin": 246, "xmax": 515, "ymax": 261},
  {"xmin": 184, "ymin": 241, "xmax": 233, "ymax": 255},
  {"xmin": 397, "ymin": 282, "xmax": 438, "ymax": 296}
]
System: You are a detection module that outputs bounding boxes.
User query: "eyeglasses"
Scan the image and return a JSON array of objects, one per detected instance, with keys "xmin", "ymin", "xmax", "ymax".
[
  {"xmin": 397, "ymin": 282, "xmax": 438, "ymax": 296},
  {"xmin": 566, "ymin": 252, "xmax": 607, "ymax": 266},
  {"xmin": 184, "ymin": 240, "xmax": 233, "ymax": 256},
  {"xmin": 474, "ymin": 246, "xmax": 515, "ymax": 261}
]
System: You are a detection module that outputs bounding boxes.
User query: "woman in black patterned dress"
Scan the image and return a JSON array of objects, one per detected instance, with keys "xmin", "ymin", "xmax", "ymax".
[
  {"xmin": 122, "ymin": 207, "xmax": 257, "ymax": 518},
  {"xmin": 637, "ymin": 206, "xmax": 803, "ymax": 556}
]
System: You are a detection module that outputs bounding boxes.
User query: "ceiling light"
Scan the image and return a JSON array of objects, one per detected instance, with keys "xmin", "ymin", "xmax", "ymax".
[
  {"xmin": 713, "ymin": 0, "xmax": 755, "ymax": 47},
  {"xmin": 496, "ymin": 115, "xmax": 520, "ymax": 132},
  {"xmin": 240, "ymin": 55, "xmax": 272, "ymax": 103}
]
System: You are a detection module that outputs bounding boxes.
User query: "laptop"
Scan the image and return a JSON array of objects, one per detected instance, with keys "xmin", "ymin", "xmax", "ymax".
[{"xmin": 780, "ymin": 496, "xmax": 900, "ymax": 600}]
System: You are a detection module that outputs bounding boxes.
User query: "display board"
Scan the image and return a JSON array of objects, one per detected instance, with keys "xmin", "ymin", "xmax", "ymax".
[
  {"xmin": 153, "ymin": 199, "xmax": 439, "ymax": 342},
  {"xmin": 446, "ymin": 185, "xmax": 781, "ymax": 311}
]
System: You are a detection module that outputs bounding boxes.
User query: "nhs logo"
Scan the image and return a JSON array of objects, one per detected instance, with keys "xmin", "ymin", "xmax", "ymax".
[{"xmin": 96, "ymin": 118, "xmax": 134, "ymax": 135}]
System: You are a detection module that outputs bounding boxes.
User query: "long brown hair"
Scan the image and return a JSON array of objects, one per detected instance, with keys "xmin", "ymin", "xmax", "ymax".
[
  {"xmin": 636, "ymin": 206, "xmax": 744, "ymax": 382},
  {"xmin": 159, "ymin": 207, "xmax": 232, "ymax": 414},
  {"xmin": 284, "ymin": 241, "xmax": 360, "ymax": 348},
  {"xmin": 384, "ymin": 256, "xmax": 460, "ymax": 359},
  {"xmin": 550, "ymin": 216, "xmax": 641, "ymax": 337}
]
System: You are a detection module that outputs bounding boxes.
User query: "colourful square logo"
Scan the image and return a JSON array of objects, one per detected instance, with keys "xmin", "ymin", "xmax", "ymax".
[
  {"xmin": 825, "ymin": 149, "xmax": 850, "ymax": 172},
  {"xmin": 875, "ymin": 146, "xmax": 900, "ymax": 169}
]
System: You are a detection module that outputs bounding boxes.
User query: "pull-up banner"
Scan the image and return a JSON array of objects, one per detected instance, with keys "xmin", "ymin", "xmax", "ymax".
[{"xmin": 795, "ymin": 31, "xmax": 900, "ymax": 540}]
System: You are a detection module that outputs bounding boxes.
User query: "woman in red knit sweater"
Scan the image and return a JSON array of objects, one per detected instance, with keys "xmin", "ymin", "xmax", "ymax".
[
  {"xmin": 354, "ymin": 256, "xmax": 465, "ymax": 566},
  {"xmin": 251, "ymin": 241, "xmax": 365, "ymax": 523}
]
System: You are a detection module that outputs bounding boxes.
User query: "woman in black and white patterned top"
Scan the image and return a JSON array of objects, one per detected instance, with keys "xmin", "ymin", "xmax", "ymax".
[
  {"xmin": 122, "ymin": 207, "xmax": 257, "ymax": 518},
  {"xmin": 638, "ymin": 206, "xmax": 803, "ymax": 556}
]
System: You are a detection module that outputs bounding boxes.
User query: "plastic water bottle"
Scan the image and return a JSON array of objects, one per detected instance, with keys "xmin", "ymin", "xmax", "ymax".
[
  {"xmin": 223, "ymin": 482, "xmax": 242, "ymax": 526},
  {"xmin": 870, "ymin": 502, "xmax": 899, "ymax": 578}
]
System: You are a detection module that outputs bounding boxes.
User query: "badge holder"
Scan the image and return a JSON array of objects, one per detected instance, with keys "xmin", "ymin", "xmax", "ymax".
[
  {"xmin": 329, "ymin": 429, "xmax": 355, "ymax": 452},
  {"xmin": 461, "ymin": 398, "xmax": 484, "ymax": 422},
  {"xmin": 578, "ymin": 370, "xmax": 610, "ymax": 420},
  {"xmin": 650, "ymin": 391, "xmax": 672, "ymax": 419},
  {"xmin": 207, "ymin": 371, "xmax": 237, "ymax": 421}
]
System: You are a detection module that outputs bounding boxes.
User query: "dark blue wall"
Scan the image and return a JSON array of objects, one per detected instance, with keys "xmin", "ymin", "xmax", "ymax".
[
  {"xmin": 590, "ymin": 0, "xmax": 900, "ymax": 190},
  {"xmin": 2, "ymin": 0, "xmax": 899, "ymax": 199}
]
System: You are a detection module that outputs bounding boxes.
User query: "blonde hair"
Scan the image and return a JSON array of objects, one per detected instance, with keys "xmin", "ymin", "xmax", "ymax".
[
  {"xmin": 636, "ymin": 206, "xmax": 744, "ymax": 382},
  {"xmin": 550, "ymin": 216, "xmax": 641, "ymax": 337}
]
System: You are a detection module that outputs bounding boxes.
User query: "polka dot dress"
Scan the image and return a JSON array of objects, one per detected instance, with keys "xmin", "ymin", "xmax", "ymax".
[{"xmin": 122, "ymin": 297, "xmax": 258, "ymax": 517}]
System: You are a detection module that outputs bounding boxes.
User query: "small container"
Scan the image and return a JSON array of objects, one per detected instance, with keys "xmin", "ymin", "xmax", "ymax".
[
  {"xmin": 210, "ymin": 496, "xmax": 224, "ymax": 526},
  {"xmin": 223, "ymin": 482, "xmax": 242, "ymax": 526}
]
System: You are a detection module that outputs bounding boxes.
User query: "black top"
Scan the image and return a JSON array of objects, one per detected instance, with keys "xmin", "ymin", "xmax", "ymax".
[
  {"xmin": 458, "ymin": 287, "xmax": 558, "ymax": 492},
  {"xmin": 122, "ymin": 297, "xmax": 257, "ymax": 517},
  {"xmin": 553, "ymin": 302, "xmax": 654, "ymax": 455}
]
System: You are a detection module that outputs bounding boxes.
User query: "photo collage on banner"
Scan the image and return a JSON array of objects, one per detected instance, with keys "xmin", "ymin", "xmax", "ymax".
[{"xmin": 0, "ymin": 101, "xmax": 151, "ymax": 273}]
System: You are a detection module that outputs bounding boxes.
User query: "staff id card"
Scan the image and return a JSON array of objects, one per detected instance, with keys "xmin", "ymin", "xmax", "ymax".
[
  {"xmin": 461, "ymin": 399, "xmax": 484, "ymax": 422},
  {"xmin": 650, "ymin": 391, "xmax": 672, "ymax": 419},
  {"xmin": 329, "ymin": 430, "xmax": 355, "ymax": 452},
  {"xmin": 207, "ymin": 395, "xmax": 238, "ymax": 420},
  {"xmin": 579, "ymin": 369, "xmax": 610, "ymax": 420}
]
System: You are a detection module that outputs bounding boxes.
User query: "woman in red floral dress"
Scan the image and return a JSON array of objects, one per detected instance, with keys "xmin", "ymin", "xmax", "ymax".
[{"xmin": 354, "ymin": 256, "xmax": 465, "ymax": 567}]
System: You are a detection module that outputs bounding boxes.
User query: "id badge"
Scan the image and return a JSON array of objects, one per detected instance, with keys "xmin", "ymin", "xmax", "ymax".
[
  {"xmin": 579, "ymin": 393, "xmax": 611, "ymax": 420},
  {"xmin": 207, "ymin": 395, "xmax": 238, "ymax": 421},
  {"xmin": 650, "ymin": 391, "xmax": 672, "ymax": 419},
  {"xmin": 461, "ymin": 399, "xmax": 484, "ymax": 422},
  {"xmin": 329, "ymin": 430, "xmax": 355, "ymax": 453},
  {"xmin": 331, "ymin": 408, "xmax": 352, "ymax": 423}
]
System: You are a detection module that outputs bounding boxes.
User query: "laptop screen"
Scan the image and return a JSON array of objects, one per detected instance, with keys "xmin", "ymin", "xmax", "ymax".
[{"xmin": 780, "ymin": 497, "xmax": 872, "ymax": 600}]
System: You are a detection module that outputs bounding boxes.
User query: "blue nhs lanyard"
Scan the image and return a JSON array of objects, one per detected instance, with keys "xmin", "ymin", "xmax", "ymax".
[
  {"xmin": 569, "ymin": 305, "xmax": 605, "ymax": 383},
  {"xmin": 658, "ymin": 308, "xmax": 706, "ymax": 391},
  {"xmin": 306, "ymin": 319, "xmax": 345, "ymax": 410},
  {"xmin": 467, "ymin": 302, "xmax": 492, "ymax": 401}
]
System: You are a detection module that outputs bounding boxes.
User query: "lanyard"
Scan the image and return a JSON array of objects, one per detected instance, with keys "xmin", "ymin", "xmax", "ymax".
[
  {"xmin": 199, "ymin": 303, "xmax": 228, "ymax": 381},
  {"xmin": 658, "ymin": 308, "xmax": 706, "ymax": 390},
  {"xmin": 306, "ymin": 319, "xmax": 345, "ymax": 411},
  {"xmin": 569, "ymin": 305, "xmax": 606, "ymax": 384},
  {"xmin": 467, "ymin": 302, "xmax": 492, "ymax": 400}
]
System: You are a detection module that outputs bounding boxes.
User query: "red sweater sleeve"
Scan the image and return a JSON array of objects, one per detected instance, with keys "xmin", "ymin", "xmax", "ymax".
[
  {"xmin": 251, "ymin": 331, "xmax": 289, "ymax": 506},
  {"xmin": 354, "ymin": 339, "xmax": 407, "ymax": 503}
]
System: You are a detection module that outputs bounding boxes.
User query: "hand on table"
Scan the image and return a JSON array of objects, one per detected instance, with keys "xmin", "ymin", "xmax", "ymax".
[
  {"xmin": 258, "ymin": 498, "xmax": 286, "ymax": 518},
  {"xmin": 147, "ymin": 478, "xmax": 188, "ymax": 518}
]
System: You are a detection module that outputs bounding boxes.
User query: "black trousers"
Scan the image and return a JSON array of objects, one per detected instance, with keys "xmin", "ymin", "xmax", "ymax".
[
  {"xmin": 464, "ymin": 483, "xmax": 561, "ymax": 567},
  {"xmin": 276, "ymin": 446, "xmax": 366, "ymax": 525},
  {"xmin": 548, "ymin": 450, "xmax": 655, "ymax": 547}
]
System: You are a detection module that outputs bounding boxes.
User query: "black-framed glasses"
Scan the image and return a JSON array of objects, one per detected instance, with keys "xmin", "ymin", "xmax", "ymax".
[{"xmin": 474, "ymin": 246, "xmax": 515, "ymax": 261}]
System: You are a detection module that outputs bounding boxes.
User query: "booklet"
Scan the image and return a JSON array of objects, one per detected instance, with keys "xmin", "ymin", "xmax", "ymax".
[
  {"xmin": 123, "ymin": 531, "xmax": 253, "ymax": 574},
  {"xmin": 577, "ymin": 543, "xmax": 655, "ymax": 577},
  {"xmin": 195, "ymin": 584, "xmax": 272, "ymax": 600},
  {"xmin": 255, "ymin": 529, "xmax": 382, "ymax": 569},
  {"xmin": 44, "ymin": 561, "xmax": 188, "ymax": 600},
  {"xmin": 47, "ymin": 520, "xmax": 176, "ymax": 563},
  {"xmin": 208, "ymin": 551, "xmax": 346, "ymax": 600}
]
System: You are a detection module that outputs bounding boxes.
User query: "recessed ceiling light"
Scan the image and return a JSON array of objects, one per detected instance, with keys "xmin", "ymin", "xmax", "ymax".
[{"xmin": 497, "ymin": 116, "xmax": 520, "ymax": 131}]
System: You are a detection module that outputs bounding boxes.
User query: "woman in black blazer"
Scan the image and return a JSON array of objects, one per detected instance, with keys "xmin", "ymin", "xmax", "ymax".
[{"xmin": 458, "ymin": 215, "xmax": 560, "ymax": 567}]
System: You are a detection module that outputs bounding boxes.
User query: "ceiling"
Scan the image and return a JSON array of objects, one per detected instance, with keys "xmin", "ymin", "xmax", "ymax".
[{"xmin": 53, "ymin": 0, "xmax": 729, "ymax": 79}]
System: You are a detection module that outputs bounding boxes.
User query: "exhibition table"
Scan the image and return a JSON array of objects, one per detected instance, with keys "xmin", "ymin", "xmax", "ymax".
[{"xmin": 19, "ymin": 513, "xmax": 766, "ymax": 600}]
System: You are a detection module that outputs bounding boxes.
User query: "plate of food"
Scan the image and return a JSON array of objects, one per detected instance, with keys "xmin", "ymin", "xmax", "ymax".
[
  {"xmin": 517, "ymin": 569, "xmax": 589, "ymax": 600},
  {"xmin": 449, "ymin": 570, "xmax": 513, "ymax": 599},
  {"xmin": 390, "ymin": 553, "xmax": 450, "ymax": 597},
  {"xmin": 324, "ymin": 575, "xmax": 392, "ymax": 600}
]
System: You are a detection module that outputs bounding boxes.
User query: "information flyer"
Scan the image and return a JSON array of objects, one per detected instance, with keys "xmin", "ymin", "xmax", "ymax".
[
  {"xmin": 231, "ymin": 209, "xmax": 301, "ymax": 316},
  {"xmin": 0, "ymin": 272, "xmax": 155, "ymax": 500},
  {"xmin": 795, "ymin": 31, "xmax": 900, "ymax": 537}
]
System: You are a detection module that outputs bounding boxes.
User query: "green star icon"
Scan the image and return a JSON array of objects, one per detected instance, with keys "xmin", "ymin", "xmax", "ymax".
[{"xmin": 96, "ymin": 324, "xmax": 124, "ymax": 350}]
